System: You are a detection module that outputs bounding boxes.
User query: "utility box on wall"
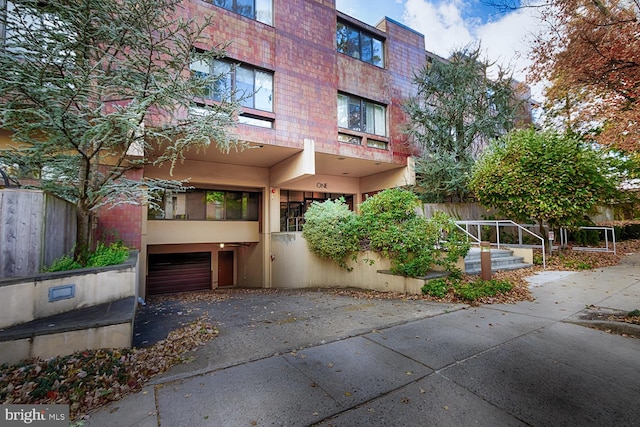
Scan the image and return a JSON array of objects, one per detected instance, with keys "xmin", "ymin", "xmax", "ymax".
[{"xmin": 0, "ymin": 189, "xmax": 76, "ymax": 277}]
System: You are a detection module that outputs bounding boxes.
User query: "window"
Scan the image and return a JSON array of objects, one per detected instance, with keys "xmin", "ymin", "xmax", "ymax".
[
  {"xmin": 280, "ymin": 191, "xmax": 353, "ymax": 231},
  {"xmin": 148, "ymin": 189, "xmax": 260, "ymax": 221},
  {"xmin": 211, "ymin": 0, "xmax": 273, "ymax": 25},
  {"xmin": 336, "ymin": 21, "xmax": 384, "ymax": 67},
  {"xmin": 337, "ymin": 94, "xmax": 386, "ymax": 136},
  {"xmin": 190, "ymin": 57, "xmax": 273, "ymax": 112},
  {"xmin": 239, "ymin": 115, "xmax": 273, "ymax": 128},
  {"xmin": 338, "ymin": 133, "xmax": 361, "ymax": 145}
]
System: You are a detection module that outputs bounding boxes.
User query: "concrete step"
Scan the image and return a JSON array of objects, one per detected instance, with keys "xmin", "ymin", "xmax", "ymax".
[
  {"xmin": 0, "ymin": 297, "xmax": 136, "ymax": 364},
  {"xmin": 464, "ymin": 248, "xmax": 533, "ymax": 275}
]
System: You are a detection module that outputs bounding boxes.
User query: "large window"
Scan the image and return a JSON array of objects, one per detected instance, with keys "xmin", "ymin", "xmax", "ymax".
[
  {"xmin": 190, "ymin": 57, "xmax": 274, "ymax": 112},
  {"xmin": 148, "ymin": 189, "xmax": 260, "ymax": 221},
  {"xmin": 336, "ymin": 21, "xmax": 384, "ymax": 67},
  {"xmin": 337, "ymin": 94, "xmax": 386, "ymax": 136},
  {"xmin": 211, "ymin": 0, "xmax": 273, "ymax": 25},
  {"xmin": 280, "ymin": 191, "xmax": 353, "ymax": 232}
]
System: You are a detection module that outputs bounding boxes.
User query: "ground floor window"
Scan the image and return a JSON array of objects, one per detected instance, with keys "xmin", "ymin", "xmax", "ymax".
[
  {"xmin": 148, "ymin": 188, "xmax": 260, "ymax": 221},
  {"xmin": 280, "ymin": 191, "xmax": 353, "ymax": 231}
]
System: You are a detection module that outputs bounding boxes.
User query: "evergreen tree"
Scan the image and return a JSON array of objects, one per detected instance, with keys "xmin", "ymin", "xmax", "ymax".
[
  {"xmin": 0, "ymin": 0, "xmax": 241, "ymax": 256},
  {"xmin": 404, "ymin": 45, "xmax": 522, "ymax": 202}
]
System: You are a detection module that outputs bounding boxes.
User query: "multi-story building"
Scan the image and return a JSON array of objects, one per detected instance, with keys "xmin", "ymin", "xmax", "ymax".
[
  {"xmin": 95, "ymin": 1, "xmax": 428, "ymax": 296},
  {"xmin": 1, "ymin": 1, "xmax": 531, "ymax": 296}
]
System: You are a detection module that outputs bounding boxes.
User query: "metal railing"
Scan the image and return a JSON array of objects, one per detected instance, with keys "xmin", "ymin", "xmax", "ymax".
[
  {"xmin": 455, "ymin": 220, "xmax": 546, "ymax": 268},
  {"xmin": 560, "ymin": 226, "xmax": 616, "ymax": 254}
]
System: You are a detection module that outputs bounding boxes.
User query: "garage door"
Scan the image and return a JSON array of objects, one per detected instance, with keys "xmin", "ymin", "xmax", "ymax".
[{"xmin": 147, "ymin": 252, "xmax": 211, "ymax": 296}]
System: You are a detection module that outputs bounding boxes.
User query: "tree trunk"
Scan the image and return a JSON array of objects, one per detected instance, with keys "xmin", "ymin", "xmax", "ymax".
[
  {"xmin": 75, "ymin": 207, "xmax": 95, "ymax": 264},
  {"xmin": 537, "ymin": 219, "xmax": 552, "ymax": 256}
]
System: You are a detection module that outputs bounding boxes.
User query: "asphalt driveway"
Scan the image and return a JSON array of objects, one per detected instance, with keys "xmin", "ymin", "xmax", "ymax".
[{"xmin": 89, "ymin": 256, "xmax": 640, "ymax": 426}]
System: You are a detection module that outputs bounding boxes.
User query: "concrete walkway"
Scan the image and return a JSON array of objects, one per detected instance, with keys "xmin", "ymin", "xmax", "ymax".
[{"xmin": 85, "ymin": 254, "xmax": 640, "ymax": 426}]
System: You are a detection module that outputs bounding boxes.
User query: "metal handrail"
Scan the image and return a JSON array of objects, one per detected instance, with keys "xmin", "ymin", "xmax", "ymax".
[
  {"xmin": 560, "ymin": 226, "xmax": 616, "ymax": 254},
  {"xmin": 455, "ymin": 220, "xmax": 546, "ymax": 268}
]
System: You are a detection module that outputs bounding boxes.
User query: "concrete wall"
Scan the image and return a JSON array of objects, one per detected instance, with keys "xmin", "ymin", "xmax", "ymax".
[
  {"xmin": 1, "ymin": 324, "xmax": 131, "ymax": 365},
  {"xmin": 271, "ymin": 232, "xmax": 435, "ymax": 295},
  {"xmin": 0, "ymin": 252, "xmax": 138, "ymax": 329},
  {"xmin": 146, "ymin": 221, "xmax": 260, "ymax": 245}
]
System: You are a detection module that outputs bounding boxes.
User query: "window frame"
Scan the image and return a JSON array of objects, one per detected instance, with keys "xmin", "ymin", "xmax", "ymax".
[
  {"xmin": 190, "ymin": 55, "xmax": 274, "ymax": 113},
  {"xmin": 336, "ymin": 20, "xmax": 385, "ymax": 67},
  {"xmin": 211, "ymin": 0, "xmax": 273, "ymax": 26},
  {"xmin": 148, "ymin": 188, "xmax": 261, "ymax": 221},
  {"xmin": 337, "ymin": 93, "xmax": 387, "ymax": 137}
]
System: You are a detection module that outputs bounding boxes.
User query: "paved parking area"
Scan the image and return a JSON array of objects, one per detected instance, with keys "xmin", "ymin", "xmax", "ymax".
[{"xmin": 88, "ymin": 255, "xmax": 640, "ymax": 426}]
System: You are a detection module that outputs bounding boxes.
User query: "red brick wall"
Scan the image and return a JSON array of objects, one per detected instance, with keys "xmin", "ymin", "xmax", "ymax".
[
  {"xmin": 379, "ymin": 19, "xmax": 426, "ymax": 159},
  {"xmin": 95, "ymin": 168, "xmax": 143, "ymax": 250},
  {"xmin": 176, "ymin": 1, "xmax": 425, "ymax": 162}
]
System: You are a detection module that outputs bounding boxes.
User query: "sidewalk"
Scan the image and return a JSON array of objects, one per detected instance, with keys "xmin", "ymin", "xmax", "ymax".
[{"xmin": 85, "ymin": 254, "xmax": 640, "ymax": 426}]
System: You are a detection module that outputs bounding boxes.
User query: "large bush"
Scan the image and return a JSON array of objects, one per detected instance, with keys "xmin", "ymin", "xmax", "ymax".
[
  {"xmin": 303, "ymin": 189, "xmax": 470, "ymax": 277},
  {"xmin": 470, "ymin": 129, "xmax": 620, "ymax": 240},
  {"xmin": 301, "ymin": 198, "xmax": 359, "ymax": 269}
]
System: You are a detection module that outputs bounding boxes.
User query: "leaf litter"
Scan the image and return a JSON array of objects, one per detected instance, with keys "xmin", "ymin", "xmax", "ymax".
[
  {"xmin": 1, "ymin": 239, "xmax": 638, "ymax": 420},
  {"xmin": 1, "ymin": 316, "xmax": 218, "ymax": 421}
]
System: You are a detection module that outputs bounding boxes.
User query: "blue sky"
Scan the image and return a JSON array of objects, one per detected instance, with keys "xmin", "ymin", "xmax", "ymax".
[
  {"xmin": 335, "ymin": 0, "xmax": 540, "ymax": 94},
  {"xmin": 336, "ymin": 0, "xmax": 506, "ymax": 28}
]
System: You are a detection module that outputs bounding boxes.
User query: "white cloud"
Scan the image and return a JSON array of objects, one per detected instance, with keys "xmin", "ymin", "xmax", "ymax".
[
  {"xmin": 401, "ymin": 0, "xmax": 547, "ymax": 99},
  {"xmin": 402, "ymin": 0, "xmax": 474, "ymax": 55}
]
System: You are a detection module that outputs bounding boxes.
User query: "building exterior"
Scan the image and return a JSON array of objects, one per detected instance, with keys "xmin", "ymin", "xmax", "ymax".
[
  {"xmin": 0, "ymin": 1, "xmax": 533, "ymax": 296},
  {"xmin": 121, "ymin": 1, "xmax": 429, "ymax": 296}
]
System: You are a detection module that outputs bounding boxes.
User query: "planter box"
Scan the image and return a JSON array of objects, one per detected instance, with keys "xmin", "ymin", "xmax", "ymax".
[{"xmin": 0, "ymin": 252, "xmax": 138, "ymax": 364}]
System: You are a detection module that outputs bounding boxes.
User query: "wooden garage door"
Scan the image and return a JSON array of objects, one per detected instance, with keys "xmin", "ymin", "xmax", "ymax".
[{"xmin": 147, "ymin": 252, "xmax": 211, "ymax": 296}]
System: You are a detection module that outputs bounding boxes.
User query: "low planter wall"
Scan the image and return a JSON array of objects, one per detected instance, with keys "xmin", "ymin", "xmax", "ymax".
[
  {"xmin": 0, "ymin": 251, "xmax": 139, "ymax": 329},
  {"xmin": 271, "ymin": 233, "xmax": 460, "ymax": 294}
]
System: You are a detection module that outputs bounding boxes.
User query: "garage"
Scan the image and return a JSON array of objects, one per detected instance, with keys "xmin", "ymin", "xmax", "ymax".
[{"xmin": 147, "ymin": 252, "xmax": 211, "ymax": 296}]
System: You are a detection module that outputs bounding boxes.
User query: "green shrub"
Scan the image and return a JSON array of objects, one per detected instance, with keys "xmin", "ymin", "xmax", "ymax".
[
  {"xmin": 86, "ymin": 242, "xmax": 130, "ymax": 267},
  {"xmin": 303, "ymin": 189, "xmax": 470, "ymax": 277},
  {"xmin": 422, "ymin": 277, "xmax": 457, "ymax": 298},
  {"xmin": 571, "ymin": 228, "xmax": 600, "ymax": 246},
  {"xmin": 533, "ymin": 252, "xmax": 544, "ymax": 265},
  {"xmin": 42, "ymin": 242, "xmax": 129, "ymax": 272},
  {"xmin": 43, "ymin": 255, "xmax": 82, "ymax": 272},
  {"xmin": 614, "ymin": 223, "xmax": 640, "ymax": 240},
  {"xmin": 454, "ymin": 279, "xmax": 512, "ymax": 301},
  {"xmin": 358, "ymin": 189, "xmax": 469, "ymax": 277},
  {"xmin": 627, "ymin": 309, "xmax": 640, "ymax": 318},
  {"xmin": 302, "ymin": 198, "xmax": 359, "ymax": 269}
]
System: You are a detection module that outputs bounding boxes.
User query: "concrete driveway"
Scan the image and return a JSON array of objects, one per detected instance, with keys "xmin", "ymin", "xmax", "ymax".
[{"xmin": 87, "ymin": 255, "xmax": 640, "ymax": 426}]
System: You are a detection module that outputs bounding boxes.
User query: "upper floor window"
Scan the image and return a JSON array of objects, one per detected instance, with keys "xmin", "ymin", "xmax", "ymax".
[
  {"xmin": 211, "ymin": 0, "xmax": 273, "ymax": 26},
  {"xmin": 338, "ymin": 94, "xmax": 386, "ymax": 137},
  {"xmin": 191, "ymin": 57, "xmax": 273, "ymax": 112},
  {"xmin": 336, "ymin": 21, "xmax": 384, "ymax": 67}
]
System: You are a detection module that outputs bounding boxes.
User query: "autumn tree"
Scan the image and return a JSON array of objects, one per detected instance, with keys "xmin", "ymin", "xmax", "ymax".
[
  {"xmin": 404, "ymin": 45, "xmax": 522, "ymax": 202},
  {"xmin": 0, "ymin": 0, "xmax": 240, "ymax": 256},
  {"xmin": 470, "ymin": 128, "xmax": 620, "ymax": 241},
  {"xmin": 529, "ymin": 0, "xmax": 640, "ymax": 152}
]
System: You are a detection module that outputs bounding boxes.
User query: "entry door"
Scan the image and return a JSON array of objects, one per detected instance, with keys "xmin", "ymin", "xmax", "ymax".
[{"xmin": 218, "ymin": 251, "xmax": 234, "ymax": 287}]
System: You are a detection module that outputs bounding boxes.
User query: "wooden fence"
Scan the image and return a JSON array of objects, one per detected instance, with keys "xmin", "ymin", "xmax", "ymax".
[{"xmin": 0, "ymin": 189, "xmax": 76, "ymax": 277}]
